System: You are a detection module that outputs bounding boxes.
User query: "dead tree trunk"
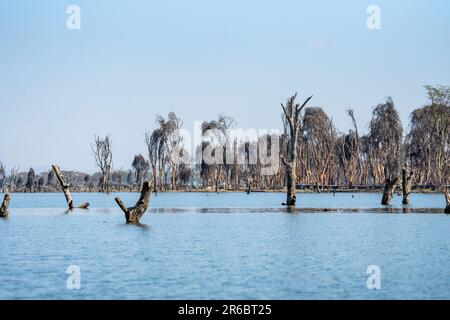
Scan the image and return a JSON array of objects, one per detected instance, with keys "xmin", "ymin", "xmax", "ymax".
[
  {"xmin": 444, "ymin": 189, "xmax": 450, "ymax": 214},
  {"xmin": 280, "ymin": 93, "xmax": 313, "ymax": 207},
  {"xmin": 115, "ymin": 182, "xmax": 152, "ymax": 224},
  {"xmin": 52, "ymin": 165, "xmax": 89, "ymax": 210},
  {"xmin": 402, "ymin": 168, "xmax": 414, "ymax": 204},
  {"xmin": 382, "ymin": 177, "xmax": 398, "ymax": 205},
  {"xmin": 282, "ymin": 159, "xmax": 297, "ymax": 206},
  {"xmin": 244, "ymin": 177, "xmax": 252, "ymax": 194},
  {"xmin": 0, "ymin": 193, "xmax": 11, "ymax": 217},
  {"xmin": 151, "ymin": 165, "xmax": 157, "ymax": 193}
]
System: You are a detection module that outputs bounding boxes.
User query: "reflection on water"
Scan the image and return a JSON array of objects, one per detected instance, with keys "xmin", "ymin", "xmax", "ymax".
[
  {"xmin": 149, "ymin": 207, "xmax": 445, "ymax": 214},
  {"xmin": 2, "ymin": 191, "xmax": 446, "ymax": 209},
  {"xmin": 0, "ymin": 192, "xmax": 449, "ymax": 299}
]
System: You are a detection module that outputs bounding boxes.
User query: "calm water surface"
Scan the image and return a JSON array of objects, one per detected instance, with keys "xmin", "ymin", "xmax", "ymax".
[{"xmin": 0, "ymin": 192, "xmax": 449, "ymax": 299}]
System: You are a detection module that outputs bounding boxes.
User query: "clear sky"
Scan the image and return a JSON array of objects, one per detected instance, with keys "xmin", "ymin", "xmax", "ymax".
[{"xmin": 1, "ymin": 0, "xmax": 449, "ymax": 173}]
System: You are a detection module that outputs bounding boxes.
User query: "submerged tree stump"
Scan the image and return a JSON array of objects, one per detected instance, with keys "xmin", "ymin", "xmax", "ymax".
[
  {"xmin": 0, "ymin": 193, "xmax": 11, "ymax": 217},
  {"xmin": 381, "ymin": 177, "xmax": 399, "ymax": 205},
  {"xmin": 115, "ymin": 182, "xmax": 152, "ymax": 224},
  {"xmin": 281, "ymin": 159, "xmax": 297, "ymax": 206},
  {"xmin": 402, "ymin": 168, "xmax": 414, "ymax": 204},
  {"xmin": 52, "ymin": 165, "xmax": 89, "ymax": 210},
  {"xmin": 444, "ymin": 189, "xmax": 450, "ymax": 214}
]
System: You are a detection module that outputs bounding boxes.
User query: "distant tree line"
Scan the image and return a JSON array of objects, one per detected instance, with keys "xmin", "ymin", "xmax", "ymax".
[{"xmin": 1, "ymin": 85, "xmax": 448, "ymax": 200}]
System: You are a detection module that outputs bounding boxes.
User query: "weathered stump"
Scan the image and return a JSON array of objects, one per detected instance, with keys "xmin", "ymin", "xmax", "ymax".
[
  {"xmin": 281, "ymin": 159, "xmax": 297, "ymax": 206},
  {"xmin": 0, "ymin": 193, "xmax": 11, "ymax": 217},
  {"xmin": 52, "ymin": 165, "xmax": 89, "ymax": 210},
  {"xmin": 444, "ymin": 189, "xmax": 450, "ymax": 214},
  {"xmin": 115, "ymin": 182, "xmax": 152, "ymax": 224},
  {"xmin": 402, "ymin": 168, "xmax": 414, "ymax": 204},
  {"xmin": 382, "ymin": 177, "xmax": 398, "ymax": 205}
]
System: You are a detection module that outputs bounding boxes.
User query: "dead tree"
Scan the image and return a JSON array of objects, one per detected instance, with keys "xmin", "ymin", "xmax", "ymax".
[
  {"xmin": 132, "ymin": 154, "xmax": 149, "ymax": 187},
  {"xmin": 26, "ymin": 168, "xmax": 35, "ymax": 193},
  {"xmin": 0, "ymin": 193, "xmax": 11, "ymax": 217},
  {"xmin": 166, "ymin": 112, "xmax": 184, "ymax": 191},
  {"xmin": 92, "ymin": 135, "xmax": 113, "ymax": 194},
  {"xmin": 406, "ymin": 87, "xmax": 450, "ymax": 188},
  {"xmin": 115, "ymin": 182, "xmax": 152, "ymax": 224},
  {"xmin": 402, "ymin": 167, "xmax": 414, "ymax": 204},
  {"xmin": 369, "ymin": 98, "xmax": 403, "ymax": 205},
  {"xmin": 445, "ymin": 188, "xmax": 450, "ymax": 214},
  {"xmin": 0, "ymin": 162, "xmax": 5, "ymax": 192},
  {"xmin": 145, "ymin": 130, "xmax": 160, "ymax": 192},
  {"xmin": 52, "ymin": 165, "xmax": 89, "ymax": 210},
  {"xmin": 303, "ymin": 107, "xmax": 336, "ymax": 190},
  {"xmin": 281, "ymin": 93, "xmax": 313, "ymax": 206},
  {"xmin": 201, "ymin": 115, "xmax": 236, "ymax": 193},
  {"xmin": 337, "ymin": 109, "xmax": 360, "ymax": 188},
  {"xmin": 381, "ymin": 167, "xmax": 399, "ymax": 205}
]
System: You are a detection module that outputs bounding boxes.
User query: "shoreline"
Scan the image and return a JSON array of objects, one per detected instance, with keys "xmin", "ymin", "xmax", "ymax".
[{"xmin": 0, "ymin": 188, "xmax": 443, "ymax": 194}]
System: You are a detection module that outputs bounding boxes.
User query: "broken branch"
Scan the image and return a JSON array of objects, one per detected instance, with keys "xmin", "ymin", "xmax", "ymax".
[
  {"xmin": 52, "ymin": 164, "xmax": 89, "ymax": 210},
  {"xmin": 115, "ymin": 182, "xmax": 152, "ymax": 223}
]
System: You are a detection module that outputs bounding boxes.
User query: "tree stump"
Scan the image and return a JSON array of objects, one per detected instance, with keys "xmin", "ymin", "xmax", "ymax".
[
  {"xmin": 0, "ymin": 193, "xmax": 11, "ymax": 217},
  {"xmin": 281, "ymin": 159, "xmax": 297, "ymax": 206},
  {"xmin": 402, "ymin": 168, "xmax": 414, "ymax": 204},
  {"xmin": 444, "ymin": 189, "xmax": 450, "ymax": 214},
  {"xmin": 52, "ymin": 165, "xmax": 89, "ymax": 210},
  {"xmin": 382, "ymin": 177, "xmax": 398, "ymax": 205},
  {"xmin": 115, "ymin": 182, "xmax": 152, "ymax": 224}
]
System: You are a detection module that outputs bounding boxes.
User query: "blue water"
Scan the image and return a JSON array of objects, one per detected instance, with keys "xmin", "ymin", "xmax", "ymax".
[
  {"xmin": 0, "ymin": 192, "xmax": 449, "ymax": 299},
  {"xmin": 4, "ymin": 191, "xmax": 446, "ymax": 209}
]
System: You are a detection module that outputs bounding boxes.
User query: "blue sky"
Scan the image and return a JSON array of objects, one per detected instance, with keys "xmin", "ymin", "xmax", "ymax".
[{"xmin": 1, "ymin": 0, "xmax": 449, "ymax": 173}]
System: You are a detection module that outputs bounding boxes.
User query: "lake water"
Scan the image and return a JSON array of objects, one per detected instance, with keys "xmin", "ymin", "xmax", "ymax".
[{"xmin": 0, "ymin": 192, "xmax": 449, "ymax": 299}]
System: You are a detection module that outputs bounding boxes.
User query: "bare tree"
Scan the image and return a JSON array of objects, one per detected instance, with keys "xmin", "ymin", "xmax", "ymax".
[
  {"xmin": 26, "ymin": 168, "xmax": 35, "ymax": 192},
  {"xmin": 126, "ymin": 170, "xmax": 133, "ymax": 187},
  {"xmin": 0, "ymin": 162, "xmax": 5, "ymax": 191},
  {"xmin": 92, "ymin": 135, "xmax": 113, "ymax": 194},
  {"xmin": 47, "ymin": 169, "xmax": 56, "ymax": 187},
  {"xmin": 165, "ymin": 112, "xmax": 184, "ymax": 190},
  {"xmin": 368, "ymin": 98, "xmax": 403, "ymax": 205},
  {"xmin": 84, "ymin": 174, "xmax": 90, "ymax": 192},
  {"xmin": 303, "ymin": 107, "xmax": 337, "ymax": 191},
  {"xmin": 38, "ymin": 176, "xmax": 45, "ymax": 192},
  {"xmin": 337, "ymin": 109, "xmax": 361, "ymax": 188},
  {"xmin": 177, "ymin": 162, "xmax": 193, "ymax": 187},
  {"xmin": 280, "ymin": 93, "xmax": 313, "ymax": 206},
  {"xmin": 145, "ymin": 129, "xmax": 161, "ymax": 192},
  {"xmin": 240, "ymin": 141, "xmax": 259, "ymax": 194},
  {"xmin": 16, "ymin": 176, "xmax": 23, "ymax": 191},
  {"xmin": 147, "ymin": 113, "xmax": 186, "ymax": 191},
  {"xmin": 154, "ymin": 119, "xmax": 169, "ymax": 192},
  {"xmin": 201, "ymin": 114, "xmax": 236, "ymax": 192},
  {"xmin": 111, "ymin": 171, "xmax": 123, "ymax": 191},
  {"xmin": 409, "ymin": 86, "xmax": 449, "ymax": 186},
  {"xmin": 132, "ymin": 154, "xmax": 149, "ymax": 187},
  {"xmin": 6, "ymin": 167, "xmax": 19, "ymax": 192}
]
